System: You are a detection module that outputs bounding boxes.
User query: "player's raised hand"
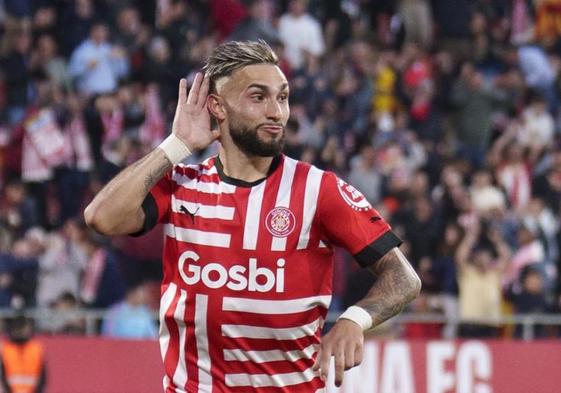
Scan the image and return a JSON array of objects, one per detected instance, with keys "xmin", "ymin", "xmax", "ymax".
[
  {"xmin": 312, "ymin": 319, "xmax": 364, "ymax": 387},
  {"xmin": 172, "ymin": 73, "xmax": 220, "ymax": 151}
]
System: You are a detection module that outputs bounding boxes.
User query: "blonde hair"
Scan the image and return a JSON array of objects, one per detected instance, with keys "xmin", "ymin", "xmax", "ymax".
[{"xmin": 203, "ymin": 40, "xmax": 279, "ymax": 92}]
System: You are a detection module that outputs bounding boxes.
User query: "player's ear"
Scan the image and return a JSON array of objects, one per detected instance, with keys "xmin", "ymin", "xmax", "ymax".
[{"xmin": 207, "ymin": 94, "xmax": 226, "ymax": 121}]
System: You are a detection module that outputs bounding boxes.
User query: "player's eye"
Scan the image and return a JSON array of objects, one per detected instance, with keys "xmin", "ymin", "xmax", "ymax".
[
  {"xmin": 251, "ymin": 94, "xmax": 265, "ymax": 102},
  {"xmin": 278, "ymin": 94, "xmax": 288, "ymax": 102}
]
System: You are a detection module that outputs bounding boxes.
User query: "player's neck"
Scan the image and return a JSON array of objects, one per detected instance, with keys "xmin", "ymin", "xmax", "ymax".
[{"xmin": 218, "ymin": 147, "xmax": 276, "ymax": 184}]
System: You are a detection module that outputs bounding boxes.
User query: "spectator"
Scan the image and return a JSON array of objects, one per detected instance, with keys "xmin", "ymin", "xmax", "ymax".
[
  {"xmin": 504, "ymin": 224, "xmax": 546, "ymax": 294},
  {"xmin": 515, "ymin": 44, "xmax": 558, "ymax": 112},
  {"xmin": 455, "ymin": 219, "xmax": 511, "ymax": 337},
  {"xmin": 516, "ymin": 94, "xmax": 555, "ymax": 161},
  {"xmin": 278, "ymin": 0, "xmax": 325, "ymax": 70},
  {"xmin": 114, "ymin": 5, "xmax": 150, "ymax": 77},
  {"xmin": 469, "ymin": 169, "xmax": 507, "ymax": 217},
  {"xmin": 450, "ymin": 62, "xmax": 508, "ymax": 169},
  {"xmin": 509, "ymin": 267, "xmax": 548, "ymax": 338},
  {"xmin": 58, "ymin": 0, "xmax": 96, "ymax": 57},
  {"xmin": 30, "ymin": 34, "xmax": 72, "ymax": 91},
  {"xmin": 35, "ymin": 219, "xmax": 88, "ymax": 307},
  {"xmin": 41, "ymin": 292, "xmax": 86, "ymax": 335},
  {"xmin": 101, "ymin": 281, "xmax": 157, "ymax": 339},
  {"xmin": 397, "ymin": 0, "xmax": 433, "ymax": 50},
  {"xmin": 348, "ymin": 144, "xmax": 382, "ymax": 205},
  {"xmin": 0, "ymin": 179, "xmax": 40, "ymax": 239},
  {"xmin": 68, "ymin": 21, "xmax": 129, "ymax": 96},
  {"xmin": 0, "ymin": 29, "xmax": 32, "ymax": 126},
  {"xmin": 229, "ymin": 0, "xmax": 280, "ymax": 44}
]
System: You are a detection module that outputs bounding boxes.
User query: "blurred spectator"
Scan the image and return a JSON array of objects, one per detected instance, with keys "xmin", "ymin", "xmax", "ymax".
[
  {"xmin": 0, "ymin": 230, "xmax": 41, "ymax": 308},
  {"xmin": 0, "ymin": 179, "xmax": 40, "ymax": 240},
  {"xmin": 19, "ymin": 77, "xmax": 67, "ymax": 228},
  {"xmin": 515, "ymin": 44, "xmax": 558, "ymax": 112},
  {"xmin": 516, "ymin": 94, "xmax": 555, "ymax": 161},
  {"xmin": 348, "ymin": 144, "xmax": 382, "ymax": 206},
  {"xmin": 455, "ymin": 219, "xmax": 511, "ymax": 337},
  {"xmin": 35, "ymin": 219, "xmax": 88, "ymax": 308},
  {"xmin": 0, "ymin": 29, "xmax": 32, "ymax": 126},
  {"xmin": 491, "ymin": 138, "xmax": 533, "ymax": 212},
  {"xmin": 533, "ymin": 150, "xmax": 561, "ymax": 212},
  {"xmin": 114, "ymin": 5, "xmax": 150, "ymax": 77},
  {"xmin": 535, "ymin": 0, "xmax": 561, "ymax": 45},
  {"xmin": 68, "ymin": 21, "xmax": 129, "ymax": 96},
  {"xmin": 432, "ymin": 222, "xmax": 461, "ymax": 338},
  {"xmin": 451, "ymin": 62, "xmax": 508, "ymax": 169},
  {"xmin": 79, "ymin": 232, "xmax": 125, "ymax": 309},
  {"xmin": 469, "ymin": 169, "xmax": 507, "ymax": 217},
  {"xmin": 396, "ymin": 0, "xmax": 433, "ymax": 50},
  {"xmin": 503, "ymin": 224, "xmax": 545, "ymax": 294},
  {"xmin": 395, "ymin": 196, "xmax": 439, "ymax": 266},
  {"xmin": 58, "ymin": 0, "xmax": 96, "ymax": 57},
  {"xmin": 279, "ymin": 0, "xmax": 325, "ymax": 70},
  {"xmin": 229, "ymin": 0, "xmax": 279, "ymax": 44},
  {"xmin": 509, "ymin": 266, "xmax": 548, "ymax": 338},
  {"xmin": 41, "ymin": 292, "xmax": 86, "ymax": 335},
  {"xmin": 101, "ymin": 281, "xmax": 157, "ymax": 339},
  {"xmin": 142, "ymin": 37, "xmax": 181, "ymax": 109},
  {"xmin": 29, "ymin": 34, "xmax": 72, "ymax": 91},
  {"xmin": 208, "ymin": 0, "xmax": 247, "ymax": 40}
]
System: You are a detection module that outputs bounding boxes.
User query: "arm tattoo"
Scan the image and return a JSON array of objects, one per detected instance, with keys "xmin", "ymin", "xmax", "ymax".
[
  {"xmin": 142, "ymin": 156, "xmax": 172, "ymax": 193},
  {"xmin": 356, "ymin": 249, "xmax": 421, "ymax": 327}
]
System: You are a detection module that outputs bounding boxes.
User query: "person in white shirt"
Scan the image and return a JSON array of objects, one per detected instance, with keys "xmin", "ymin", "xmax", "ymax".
[
  {"xmin": 278, "ymin": 0, "xmax": 325, "ymax": 69},
  {"xmin": 68, "ymin": 22, "xmax": 129, "ymax": 96}
]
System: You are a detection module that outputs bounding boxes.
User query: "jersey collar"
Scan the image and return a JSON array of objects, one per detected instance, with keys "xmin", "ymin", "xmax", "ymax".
[{"xmin": 215, "ymin": 154, "xmax": 283, "ymax": 188}]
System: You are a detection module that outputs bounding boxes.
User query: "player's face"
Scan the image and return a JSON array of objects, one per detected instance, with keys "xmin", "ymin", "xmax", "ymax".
[{"xmin": 220, "ymin": 64, "xmax": 290, "ymax": 157}]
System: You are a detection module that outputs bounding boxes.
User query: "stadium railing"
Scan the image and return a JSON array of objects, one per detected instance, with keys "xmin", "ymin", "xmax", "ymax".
[{"xmin": 0, "ymin": 309, "xmax": 559, "ymax": 340}]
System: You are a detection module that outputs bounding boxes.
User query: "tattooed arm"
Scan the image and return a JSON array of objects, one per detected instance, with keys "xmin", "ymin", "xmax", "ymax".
[
  {"xmin": 313, "ymin": 247, "xmax": 420, "ymax": 387},
  {"xmin": 357, "ymin": 247, "xmax": 421, "ymax": 326},
  {"xmin": 84, "ymin": 149, "xmax": 172, "ymax": 235},
  {"xmin": 85, "ymin": 74, "xmax": 219, "ymax": 236}
]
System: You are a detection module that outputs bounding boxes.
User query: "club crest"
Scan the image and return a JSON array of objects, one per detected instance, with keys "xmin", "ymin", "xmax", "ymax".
[{"xmin": 265, "ymin": 207, "xmax": 296, "ymax": 237}]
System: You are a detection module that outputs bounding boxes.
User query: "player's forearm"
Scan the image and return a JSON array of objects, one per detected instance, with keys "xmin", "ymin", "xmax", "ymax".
[
  {"xmin": 356, "ymin": 248, "xmax": 421, "ymax": 327},
  {"xmin": 84, "ymin": 148, "xmax": 172, "ymax": 235}
]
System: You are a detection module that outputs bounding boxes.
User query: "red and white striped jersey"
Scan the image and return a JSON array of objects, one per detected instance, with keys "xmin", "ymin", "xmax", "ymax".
[{"xmin": 143, "ymin": 154, "xmax": 401, "ymax": 393}]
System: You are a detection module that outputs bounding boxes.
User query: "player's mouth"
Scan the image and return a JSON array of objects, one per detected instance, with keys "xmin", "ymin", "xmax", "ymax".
[{"xmin": 259, "ymin": 124, "xmax": 284, "ymax": 135}]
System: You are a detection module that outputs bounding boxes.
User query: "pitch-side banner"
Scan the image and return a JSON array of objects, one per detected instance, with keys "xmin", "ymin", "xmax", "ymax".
[
  {"xmin": 39, "ymin": 337, "xmax": 561, "ymax": 393},
  {"xmin": 326, "ymin": 340, "xmax": 561, "ymax": 393}
]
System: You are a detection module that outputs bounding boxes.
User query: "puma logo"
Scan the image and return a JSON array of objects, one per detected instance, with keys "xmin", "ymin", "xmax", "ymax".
[{"xmin": 180, "ymin": 205, "xmax": 200, "ymax": 223}]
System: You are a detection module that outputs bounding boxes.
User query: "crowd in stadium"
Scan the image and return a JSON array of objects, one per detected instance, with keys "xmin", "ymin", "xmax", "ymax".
[{"xmin": 0, "ymin": 0, "xmax": 561, "ymax": 339}]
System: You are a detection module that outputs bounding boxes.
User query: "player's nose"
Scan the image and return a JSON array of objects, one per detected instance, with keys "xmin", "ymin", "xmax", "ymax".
[{"xmin": 266, "ymin": 99, "xmax": 282, "ymax": 121}]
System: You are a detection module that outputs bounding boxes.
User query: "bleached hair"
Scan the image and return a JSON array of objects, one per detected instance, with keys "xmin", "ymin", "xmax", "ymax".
[{"xmin": 203, "ymin": 40, "xmax": 279, "ymax": 92}]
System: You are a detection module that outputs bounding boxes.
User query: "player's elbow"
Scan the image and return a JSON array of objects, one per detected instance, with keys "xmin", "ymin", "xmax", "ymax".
[
  {"xmin": 84, "ymin": 201, "xmax": 115, "ymax": 235},
  {"xmin": 409, "ymin": 270, "xmax": 422, "ymax": 300}
]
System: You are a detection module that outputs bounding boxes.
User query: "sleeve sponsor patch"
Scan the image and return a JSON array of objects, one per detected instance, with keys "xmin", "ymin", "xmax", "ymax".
[{"xmin": 336, "ymin": 178, "xmax": 372, "ymax": 211}]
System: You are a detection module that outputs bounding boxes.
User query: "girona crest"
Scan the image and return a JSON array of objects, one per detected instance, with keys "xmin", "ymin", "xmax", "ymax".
[{"xmin": 265, "ymin": 207, "xmax": 296, "ymax": 237}]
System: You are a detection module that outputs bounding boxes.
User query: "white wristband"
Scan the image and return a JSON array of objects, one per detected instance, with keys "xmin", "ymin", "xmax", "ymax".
[
  {"xmin": 337, "ymin": 306, "xmax": 373, "ymax": 331},
  {"xmin": 158, "ymin": 133, "xmax": 191, "ymax": 164}
]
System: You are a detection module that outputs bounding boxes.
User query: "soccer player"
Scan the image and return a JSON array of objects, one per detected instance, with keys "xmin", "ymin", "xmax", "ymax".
[{"xmin": 85, "ymin": 40, "xmax": 421, "ymax": 393}]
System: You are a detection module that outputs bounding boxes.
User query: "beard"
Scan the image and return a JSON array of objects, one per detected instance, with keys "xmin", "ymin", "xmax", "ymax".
[{"xmin": 229, "ymin": 118, "xmax": 285, "ymax": 157}]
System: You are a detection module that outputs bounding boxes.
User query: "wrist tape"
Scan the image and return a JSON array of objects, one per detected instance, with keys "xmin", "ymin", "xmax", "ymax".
[
  {"xmin": 337, "ymin": 306, "xmax": 373, "ymax": 331},
  {"xmin": 158, "ymin": 133, "xmax": 191, "ymax": 164}
]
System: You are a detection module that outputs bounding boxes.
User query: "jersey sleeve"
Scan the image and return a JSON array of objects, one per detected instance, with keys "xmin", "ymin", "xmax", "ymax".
[
  {"xmin": 130, "ymin": 171, "xmax": 172, "ymax": 236},
  {"xmin": 318, "ymin": 171, "xmax": 402, "ymax": 267}
]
